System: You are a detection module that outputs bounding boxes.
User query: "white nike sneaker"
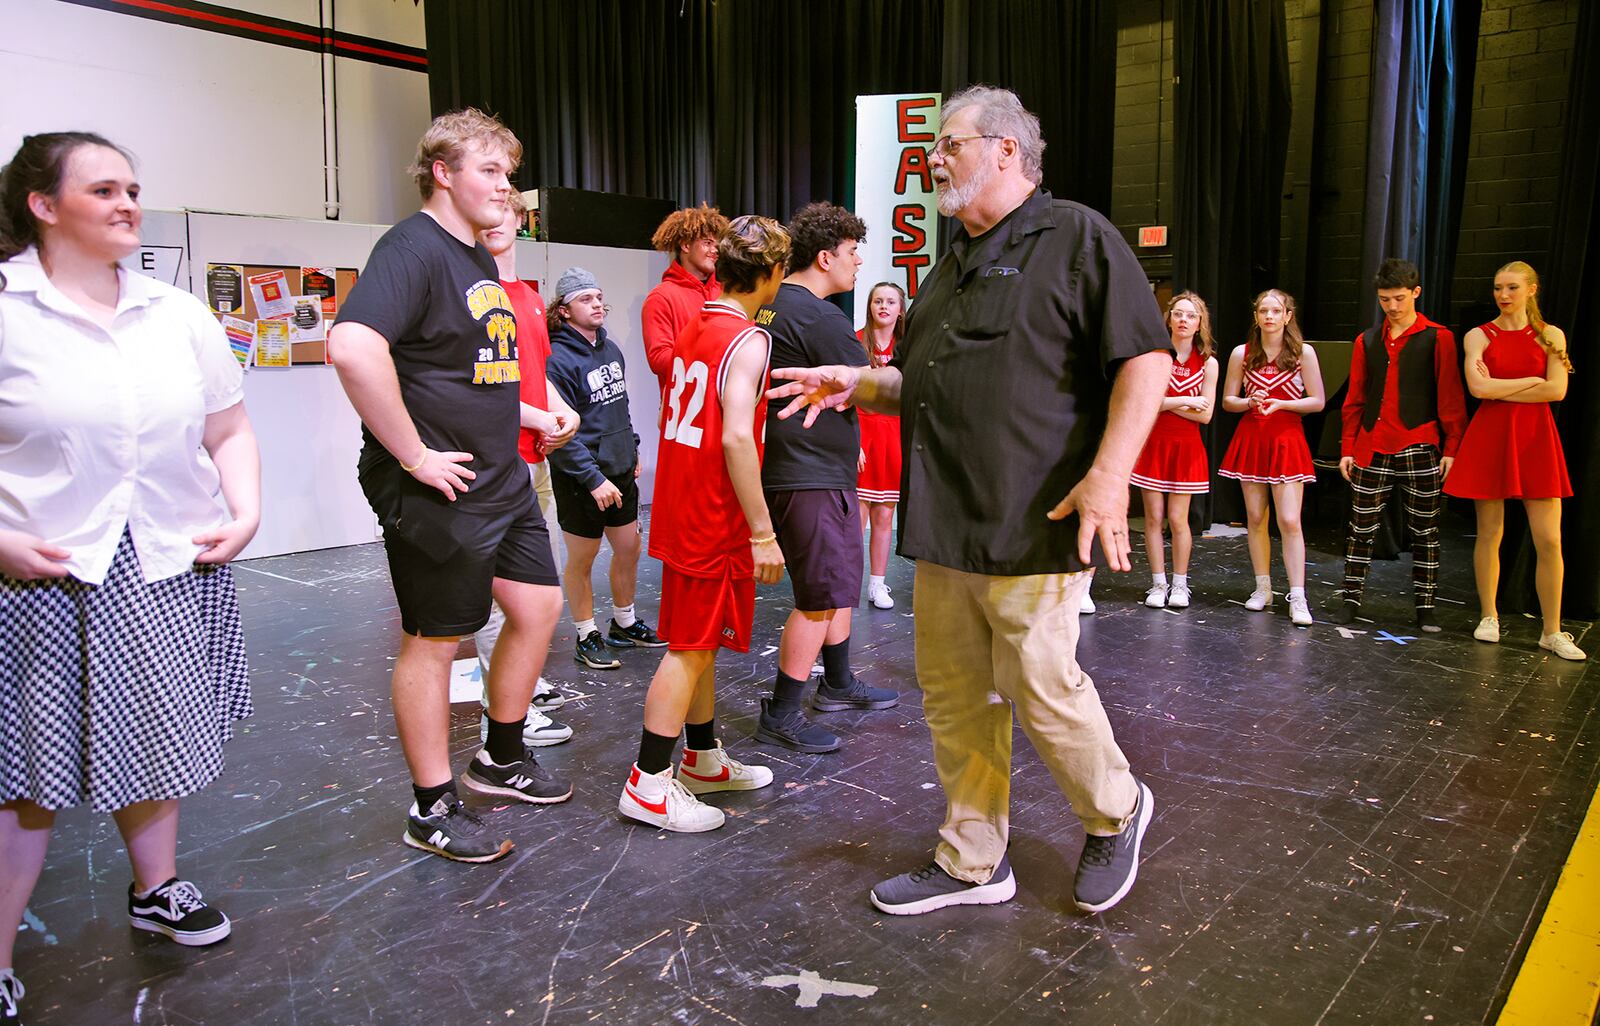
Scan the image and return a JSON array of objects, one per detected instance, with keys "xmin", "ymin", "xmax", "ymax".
[
  {"xmin": 676, "ymin": 744, "xmax": 774, "ymax": 794},
  {"xmin": 619, "ymin": 764, "xmax": 725, "ymax": 832}
]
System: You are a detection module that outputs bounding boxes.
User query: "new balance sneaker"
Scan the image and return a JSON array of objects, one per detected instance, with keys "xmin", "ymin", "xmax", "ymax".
[
  {"xmin": 608, "ymin": 618, "xmax": 667, "ymax": 648},
  {"xmin": 812, "ymin": 674, "xmax": 899, "ymax": 712},
  {"xmin": 619, "ymin": 764, "xmax": 725, "ymax": 832},
  {"xmin": 1540, "ymin": 631, "xmax": 1587, "ymax": 661},
  {"xmin": 869, "ymin": 856, "xmax": 1016, "ymax": 915},
  {"xmin": 1, "ymin": 970, "xmax": 22, "ymax": 1026},
  {"xmin": 1245, "ymin": 585, "xmax": 1274, "ymax": 611},
  {"xmin": 1073, "ymin": 779, "xmax": 1154, "ymax": 913},
  {"xmin": 1287, "ymin": 592, "xmax": 1313, "ymax": 626},
  {"xmin": 461, "ymin": 748, "xmax": 573, "ymax": 804},
  {"xmin": 127, "ymin": 878, "xmax": 231, "ymax": 946},
  {"xmin": 1473, "ymin": 616, "xmax": 1501, "ymax": 643},
  {"xmin": 755, "ymin": 698, "xmax": 842, "ymax": 753},
  {"xmin": 531, "ymin": 676, "xmax": 565, "ymax": 711},
  {"xmin": 868, "ymin": 582, "xmax": 895, "ymax": 609},
  {"xmin": 404, "ymin": 794, "xmax": 513, "ymax": 863},
  {"xmin": 1166, "ymin": 581, "xmax": 1191, "ymax": 609},
  {"xmin": 478, "ymin": 706, "xmax": 573, "ymax": 747},
  {"xmin": 575, "ymin": 630, "xmax": 621, "ymax": 669},
  {"xmin": 1144, "ymin": 584, "xmax": 1168, "ymax": 609},
  {"xmin": 676, "ymin": 744, "xmax": 774, "ymax": 794}
]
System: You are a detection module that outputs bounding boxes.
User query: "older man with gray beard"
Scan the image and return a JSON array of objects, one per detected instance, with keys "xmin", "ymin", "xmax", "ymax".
[{"xmin": 770, "ymin": 85, "xmax": 1172, "ymax": 916}]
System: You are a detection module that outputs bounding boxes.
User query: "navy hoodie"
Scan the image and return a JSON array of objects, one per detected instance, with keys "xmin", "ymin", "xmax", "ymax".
[{"xmin": 546, "ymin": 321, "xmax": 639, "ymax": 489}]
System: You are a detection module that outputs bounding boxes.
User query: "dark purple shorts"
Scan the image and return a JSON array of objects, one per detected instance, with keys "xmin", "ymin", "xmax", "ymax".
[{"xmin": 765, "ymin": 488, "xmax": 863, "ymax": 612}]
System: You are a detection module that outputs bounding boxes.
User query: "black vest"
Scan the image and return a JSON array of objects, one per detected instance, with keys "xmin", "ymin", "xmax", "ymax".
[{"xmin": 1361, "ymin": 318, "xmax": 1439, "ymax": 431}]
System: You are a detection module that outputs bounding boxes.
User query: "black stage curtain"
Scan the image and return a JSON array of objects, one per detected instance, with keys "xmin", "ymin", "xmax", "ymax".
[
  {"xmin": 1339, "ymin": 0, "xmax": 1478, "ymax": 560},
  {"xmin": 1173, "ymin": 1, "xmax": 1292, "ymax": 526},
  {"xmin": 1504, "ymin": 0, "xmax": 1599, "ymax": 620},
  {"xmin": 426, "ymin": 1, "xmax": 1113, "ymax": 223}
]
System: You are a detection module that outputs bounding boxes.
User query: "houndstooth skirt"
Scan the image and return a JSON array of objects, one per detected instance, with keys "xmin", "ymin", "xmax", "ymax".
[{"xmin": 0, "ymin": 529, "xmax": 252, "ymax": 812}]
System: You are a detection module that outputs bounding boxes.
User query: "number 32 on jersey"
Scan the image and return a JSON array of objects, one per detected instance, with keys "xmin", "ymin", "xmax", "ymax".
[{"xmin": 663, "ymin": 357, "xmax": 709, "ymax": 449}]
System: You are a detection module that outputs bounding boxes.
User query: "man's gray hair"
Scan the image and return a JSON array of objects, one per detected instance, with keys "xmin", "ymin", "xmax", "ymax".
[{"xmin": 941, "ymin": 85, "xmax": 1046, "ymax": 185}]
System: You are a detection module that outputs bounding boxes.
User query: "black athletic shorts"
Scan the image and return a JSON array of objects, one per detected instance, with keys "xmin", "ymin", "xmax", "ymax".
[
  {"xmin": 765, "ymin": 488, "xmax": 863, "ymax": 612},
  {"xmin": 361, "ymin": 466, "xmax": 559, "ymax": 637},
  {"xmin": 552, "ymin": 469, "xmax": 640, "ymax": 539}
]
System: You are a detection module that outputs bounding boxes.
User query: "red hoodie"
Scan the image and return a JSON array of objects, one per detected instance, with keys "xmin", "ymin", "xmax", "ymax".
[{"xmin": 642, "ymin": 261, "xmax": 720, "ymax": 410}]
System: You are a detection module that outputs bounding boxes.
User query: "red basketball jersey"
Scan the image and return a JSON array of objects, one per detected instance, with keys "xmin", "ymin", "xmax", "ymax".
[{"xmin": 649, "ymin": 300, "xmax": 772, "ymax": 577}]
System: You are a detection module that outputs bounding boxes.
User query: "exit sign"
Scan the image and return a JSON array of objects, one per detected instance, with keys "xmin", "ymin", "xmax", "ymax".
[{"xmin": 1139, "ymin": 225, "xmax": 1168, "ymax": 248}]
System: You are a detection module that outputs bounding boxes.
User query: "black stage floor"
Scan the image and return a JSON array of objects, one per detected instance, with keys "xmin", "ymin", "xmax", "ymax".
[{"xmin": 15, "ymin": 512, "xmax": 1597, "ymax": 1025}]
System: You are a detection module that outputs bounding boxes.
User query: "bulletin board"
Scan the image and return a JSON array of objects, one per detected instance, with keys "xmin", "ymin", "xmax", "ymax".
[{"xmin": 202, "ymin": 262, "xmax": 359, "ymax": 365}]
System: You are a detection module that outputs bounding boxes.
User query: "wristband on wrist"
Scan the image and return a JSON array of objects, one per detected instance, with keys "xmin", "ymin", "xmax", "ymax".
[
  {"xmin": 750, "ymin": 532, "xmax": 777, "ymax": 545},
  {"xmin": 399, "ymin": 445, "xmax": 428, "ymax": 473}
]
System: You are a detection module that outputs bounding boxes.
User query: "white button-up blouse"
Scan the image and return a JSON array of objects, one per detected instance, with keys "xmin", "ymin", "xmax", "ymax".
[{"xmin": 0, "ymin": 247, "xmax": 245, "ymax": 585}]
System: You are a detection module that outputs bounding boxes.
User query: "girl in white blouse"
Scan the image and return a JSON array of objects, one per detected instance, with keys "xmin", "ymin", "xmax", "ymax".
[{"xmin": 0, "ymin": 133, "xmax": 260, "ymax": 1020}]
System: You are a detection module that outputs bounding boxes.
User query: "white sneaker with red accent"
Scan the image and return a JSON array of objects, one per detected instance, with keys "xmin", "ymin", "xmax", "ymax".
[
  {"xmin": 676, "ymin": 744, "xmax": 774, "ymax": 794},
  {"xmin": 619, "ymin": 764, "xmax": 725, "ymax": 832}
]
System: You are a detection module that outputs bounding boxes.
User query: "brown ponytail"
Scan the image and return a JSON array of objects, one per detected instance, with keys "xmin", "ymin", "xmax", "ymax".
[{"xmin": 1, "ymin": 132, "xmax": 134, "ymax": 290}]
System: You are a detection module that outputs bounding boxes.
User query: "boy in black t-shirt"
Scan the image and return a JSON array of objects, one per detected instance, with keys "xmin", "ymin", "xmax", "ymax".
[
  {"xmin": 331, "ymin": 109, "xmax": 571, "ymax": 864},
  {"xmin": 754, "ymin": 203, "xmax": 898, "ymax": 757}
]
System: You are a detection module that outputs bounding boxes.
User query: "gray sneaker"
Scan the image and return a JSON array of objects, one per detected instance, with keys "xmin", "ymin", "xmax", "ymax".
[
  {"xmin": 1072, "ymin": 779, "xmax": 1153, "ymax": 913},
  {"xmin": 812, "ymin": 674, "xmax": 899, "ymax": 712},
  {"xmin": 870, "ymin": 855, "xmax": 1016, "ymax": 915},
  {"xmin": 755, "ymin": 698, "xmax": 841, "ymax": 753}
]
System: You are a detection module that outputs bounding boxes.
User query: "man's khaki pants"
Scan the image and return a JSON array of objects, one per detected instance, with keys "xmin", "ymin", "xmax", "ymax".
[{"xmin": 914, "ymin": 561, "xmax": 1139, "ymax": 884}]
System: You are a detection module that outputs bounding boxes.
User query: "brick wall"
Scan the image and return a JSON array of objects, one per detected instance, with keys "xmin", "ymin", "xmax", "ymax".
[
  {"xmin": 1108, "ymin": 0, "xmax": 1579, "ymax": 343},
  {"xmin": 1449, "ymin": 0, "xmax": 1578, "ymax": 331}
]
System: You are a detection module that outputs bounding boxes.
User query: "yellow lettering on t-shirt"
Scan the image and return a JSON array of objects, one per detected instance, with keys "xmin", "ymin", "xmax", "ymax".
[
  {"xmin": 472, "ymin": 360, "xmax": 522, "ymax": 385},
  {"xmin": 755, "ymin": 309, "xmax": 776, "ymax": 326}
]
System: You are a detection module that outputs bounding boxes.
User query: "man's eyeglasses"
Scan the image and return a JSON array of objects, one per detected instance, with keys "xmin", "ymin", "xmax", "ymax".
[{"xmin": 931, "ymin": 134, "xmax": 1003, "ymax": 157}]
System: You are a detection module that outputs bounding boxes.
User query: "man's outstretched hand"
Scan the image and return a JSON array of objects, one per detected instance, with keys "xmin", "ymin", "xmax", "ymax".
[{"xmin": 767, "ymin": 365, "xmax": 862, "ymax": 428}]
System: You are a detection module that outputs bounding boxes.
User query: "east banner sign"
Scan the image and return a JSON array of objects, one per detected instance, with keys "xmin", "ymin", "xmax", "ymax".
[{"xmin": 853, "ymin": 93, "xmax": 941, "ymax": 323}]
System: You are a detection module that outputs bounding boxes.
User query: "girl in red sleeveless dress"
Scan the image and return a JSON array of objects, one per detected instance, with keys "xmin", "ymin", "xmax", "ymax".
[
  {"xmin": 1129, "ymin": 291, "xmax": 1219, "ymax": 610},
  {"xmin": 1444, "ymin": 261, "xmax": 1583, "ymax": 660},
  {"xmin": 1218, "ymin": 289, "xmax": 1326, "ymax": 626},
  {"xmin": 856, "ymin": 282, "xmax": 905, "ymax": 610}
]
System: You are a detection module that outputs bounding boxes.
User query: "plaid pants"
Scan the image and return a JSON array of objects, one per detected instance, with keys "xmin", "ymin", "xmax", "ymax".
[{"xmin": 1341, "ymin": 444, "xmax": 1443, "ymax": 609}]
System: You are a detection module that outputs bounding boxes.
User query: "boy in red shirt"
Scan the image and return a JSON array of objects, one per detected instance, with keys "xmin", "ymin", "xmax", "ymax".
[
  {"xmin": 619, "ymin": 216, "xmax": 790, "ymax": 833},
  {"xmin": 642, "ymin": 204, "xmax": 730, "ymax": 415}
]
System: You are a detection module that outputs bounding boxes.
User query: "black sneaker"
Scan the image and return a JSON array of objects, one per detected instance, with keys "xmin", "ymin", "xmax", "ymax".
[
  {"xmin": 575, "ymin": 630, "xmax": 621, "ymax": 669},
  {"xmin": 404, "ymin": 794, "xmax": 514, "ymax": 863},
  {"xmin": 608, "ymin": 618, "xmax": 667, "ymax": 648},
  {"xmin": 461, "ymin": 748, "xmax": 573, "ymax": 804},
  {"xmin": 755, "ymin": 698, "xmax": 841, "ymax": 753},
  {"xmin": 1416, "ymin": 607, "xmax": 1441, "ymax": 633},
  {"xmin": 1330, "ymin": 601, "xmax": 1360, "ymax": 625},
  {"xmin": 1, "ymin": 970, "xmax": 23, "ymax": 1026},
  {"xmin": 812, "ymin": 673, "xmax": 899, "ymax": 712},
  {"xmin": 870, "ymin": 856, "xmax": 1016, "ymax": 915},
  {"xmin": 1073, "ymin": 779, "xmax": 1154, "ymax": 913},
  {"xmin": 128, "ymin": 878, "xmax": 231, "ymax": 946}
]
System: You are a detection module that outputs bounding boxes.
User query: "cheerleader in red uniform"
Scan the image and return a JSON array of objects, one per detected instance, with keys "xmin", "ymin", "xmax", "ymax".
[
  {"xmin": 857, "ymin": 282, "xmax": 905, "ymax": 610},
  {"xmin": 1444, "ymin": 261, "xmax": 1583, "ymax": 660},
  {"xmin": 1130, "ymin": 292, "xmax": 1219, "ymax": 610},
  {"xmin": 1218, "ymin": 289, "xmax": 1326, "ymax": 626}
]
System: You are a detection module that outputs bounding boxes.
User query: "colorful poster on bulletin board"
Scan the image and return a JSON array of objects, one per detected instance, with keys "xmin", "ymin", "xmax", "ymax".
[
  {"xmin": 222, "ymin": 315, "xmax": 255, "ymax": 368},
  {"xmin": 247, "ymin": 270, "xmax": 295, "ymax": 320},
  {"xmin": 206, "ymin": 264, "xmax": 245, "ymax": 314},
  {"xmin": 301, "ymin": 266, "xmax": 337, "ymax": 317},
  {"xmin": 254, "ymin": 317, "xmax": 291, "ymax": 369},
  {"xmin": 210, "ymin": 264, "xmax": 357, "ymax": 364}
]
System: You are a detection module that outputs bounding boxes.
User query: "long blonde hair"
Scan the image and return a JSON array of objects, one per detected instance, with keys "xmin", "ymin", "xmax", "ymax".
[
  {"xmin": 1497, "ymin": 261, "xmax": 1573, "ymax": 373},
  {"xmin": 1244, "ymin": 288, "xmax": 1303, "ymax": 372}
]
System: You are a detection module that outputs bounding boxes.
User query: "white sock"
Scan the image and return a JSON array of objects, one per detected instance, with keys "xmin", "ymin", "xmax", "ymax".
[
  {"xmin": 574, "ymin": 618, "xmax": 596, "ymax": 637},
  {"xmin": 870, "ymin": 575, "xmax": 886, "ymax": 590},
  {"xmin": 613, "ymin": 603, "xmax": 637, "ymax": 628},
  {"xmin": 1287, "ymin": 587, "xmax": 1306, "ymax": 600},
  {"xmin": 1173, "ymin": 574, "xmax": 1189, "ymax": 588},
  {"xmin": 1152, "ymin": 572, "xmax": 1168, "ymax": 587},
  {"xmin": 1254, "ymin": 575, "xmax": 1271, "ymax": 592}
]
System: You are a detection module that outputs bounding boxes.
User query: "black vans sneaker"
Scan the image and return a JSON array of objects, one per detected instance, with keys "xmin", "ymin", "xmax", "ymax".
[
  {"xmin": 608, "ymin": 618, "xmax": 667, "ymax": 648},
  {"xmin": 128, "ymin": 878, "xmax": 231, "ymax": 946},
  {"xmin": 404, "ymin": 794, "xmax": 513, "ymax": 863},
  {"xmin": 575, "ymin": 630, "xmax": 621, "ymax": 669},
  {"xmin": 461, "ymin": 748, "xmax": 573, "ymax": 804},
  {"xmin": 1, "ymin": 969, "xmax": 24, "ymax": 1026}
]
